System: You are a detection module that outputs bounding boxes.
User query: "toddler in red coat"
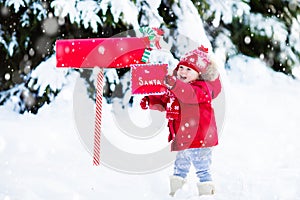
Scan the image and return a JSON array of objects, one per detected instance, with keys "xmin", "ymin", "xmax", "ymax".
[{"xmin": 140, "ymin": 45, "xmax": 221, "ymax": 197}]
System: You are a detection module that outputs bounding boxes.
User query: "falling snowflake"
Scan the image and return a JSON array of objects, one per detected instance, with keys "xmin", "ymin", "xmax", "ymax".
[
  {"xmin": 4, "ymin": 73, "xmax": 10, "ymax": 80},
  {"xmin": 98, "ymin": 46, "xmax": 105, "ymax": 55},
  {"xmin": 244, "ymin": 36, "xmax": 251, "ymax": 44},
  {"xmin": 42, "ymin": 17, "xmax": 59, "ymax": 36},
  {"xmin": 29, "ymin": 48, "xmax": 35, "ymax": 56},
  {"xmin": 64, "ymin": 46, "xmax": 70, "ymax": 54}
]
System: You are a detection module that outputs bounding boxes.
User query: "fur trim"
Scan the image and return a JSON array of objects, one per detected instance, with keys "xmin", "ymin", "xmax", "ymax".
[{"xmin": 199, "ymin": 56, "xmax": 219, "ymax": 81}]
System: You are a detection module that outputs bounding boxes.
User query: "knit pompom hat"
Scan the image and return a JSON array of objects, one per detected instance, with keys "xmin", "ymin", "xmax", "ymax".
[{"xmin": 174, "ymin": 45, "xmax": 219, "ymax": 81}]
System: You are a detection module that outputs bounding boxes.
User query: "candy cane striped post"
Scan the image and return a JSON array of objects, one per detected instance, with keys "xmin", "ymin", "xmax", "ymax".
[{"xmin": 93, "ymin": 68, "xmax": 104, "ymax": 166}]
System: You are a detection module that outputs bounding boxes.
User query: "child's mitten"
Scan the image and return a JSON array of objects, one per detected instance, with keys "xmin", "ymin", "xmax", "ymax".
[
  {"xmin": 140, "ymin": 96, "xmax": 149, "ymax": 110},
  {"xmin": 164, "ymin": 75, "xmax": 177, "ymax": 89}
]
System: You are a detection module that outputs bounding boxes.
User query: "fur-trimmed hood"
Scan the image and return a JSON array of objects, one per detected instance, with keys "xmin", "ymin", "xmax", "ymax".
[{"xmin": 198, "ymin": 55, "xmax": 219, "ymax": 81}]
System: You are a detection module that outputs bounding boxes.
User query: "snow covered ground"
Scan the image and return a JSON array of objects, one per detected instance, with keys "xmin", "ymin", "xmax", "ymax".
[{"xmin": 1, "ymin": 54, "xmax": 300, "ymax": 200}]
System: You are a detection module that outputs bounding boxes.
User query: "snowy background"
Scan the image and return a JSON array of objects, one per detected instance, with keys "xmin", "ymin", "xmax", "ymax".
[
  {"xmin": 1, "ymin": 0, "xmax": 300, "ymax": 199},
  {"xmin": 1, "ymin": 54, "xmax": 300, "ymax": 200}
]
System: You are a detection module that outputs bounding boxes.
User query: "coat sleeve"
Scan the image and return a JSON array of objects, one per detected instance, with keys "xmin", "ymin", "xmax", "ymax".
[
  {"xmin": 170, "ymin": 80, "xmax": 211, "ymax": 104},
  {"xmin": 206, "ymin": 76, "xmax": 222, "ymax": 99}
]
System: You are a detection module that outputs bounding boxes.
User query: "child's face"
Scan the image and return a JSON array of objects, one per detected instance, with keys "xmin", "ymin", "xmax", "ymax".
[{"xmin": 176, "ymin": 65, "xmax": 199, "ymax": 83}]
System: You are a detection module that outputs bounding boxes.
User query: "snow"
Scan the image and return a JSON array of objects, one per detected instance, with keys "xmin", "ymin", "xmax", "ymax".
[
  {"xmin": 138, "ymin": 0, "xmax": 163, "ymax": 27},
  {"xmin": 5, "ymin": 0, "xmax": 26, "ymax": 13},
  {"xmin": 249, "ymin": 13, "xmax": 288, "ymax": 40},
  {"xmin": 1, "ymin": 0, "xmax": 300, "ymax": 199},
  {"xmin": 28, "ymin": 55, "xmax": 69, "ymax": 96},
  {"xmin": 8, "ymin": 33, "xmax": 18, "ymax": 57},
  {"xmin": 172, "ymin": 0, "xmax": 211, "ymax": 49},
  {"xmin": 51, "ymin": 0, "xmax": 80, "ymax": 25},
  {"xmin": 1, "ymin": 52, "xmax": 300, "ymax": 199},
  {"xmin": 31, "ymin": 2, "xmax": 47, "ymax": 21},
  {"xmin": 100, "ymin": 0, "xmax": 139, "ymax": 29},
  {"xmin": 0, "ymin": 31, "xmax": 19, "ymax": 57},
  {"xmin": 76, "ymin": 1, "xmax": 101, "ymax": 32},
  {"xmin": 51, "ymin": 0, "xmax": 139, "ymax": 33},
  {"xmin": 207, "ymin": 0, "xmax": 250, "ymax": 25}
]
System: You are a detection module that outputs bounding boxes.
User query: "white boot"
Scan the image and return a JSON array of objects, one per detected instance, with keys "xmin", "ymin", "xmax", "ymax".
[
  {"xmin": 197, "ymin": 181, "xmax": 215, "ymax": 196},
  {"xmin": 169, "ymin": 175, "xmax": 186, "ymax": 197}
]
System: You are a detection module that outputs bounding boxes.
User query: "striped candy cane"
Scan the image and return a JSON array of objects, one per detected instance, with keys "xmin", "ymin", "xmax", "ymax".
[
  {"xmin": 139, "ymin": 27, "xmax": 163, "ymax": 63},
  {"xmin": 141, "ymin": 49, "xmax": 151, "ymax": 63},
  {"xmin": 93, "ymin": 68, "xmax": 104, "ymax": 166}
]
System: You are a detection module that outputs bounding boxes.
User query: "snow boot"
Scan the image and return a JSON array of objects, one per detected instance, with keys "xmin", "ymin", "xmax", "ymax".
[
  {"xmin": 169, "ymin": 175, "xmax": 186, "ymax": 197},
  {"xmin": 197, "ymin": 181, "xmax": 215, "ymax": 196}
]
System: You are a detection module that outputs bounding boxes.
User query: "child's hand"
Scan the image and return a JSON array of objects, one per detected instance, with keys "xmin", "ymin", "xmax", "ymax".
[
  {"xmin": 140, "ymin": 96, "xmax": 149, "ymax": 110},
  {"xmin": 164, "ymin": 75, "xmax": 177, "ymax": 89}
]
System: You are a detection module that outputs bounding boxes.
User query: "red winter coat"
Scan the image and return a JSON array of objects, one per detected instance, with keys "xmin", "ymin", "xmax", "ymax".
[{"xmin": 147, "ymin": 77, "xmax": 221, "ymax": 151}]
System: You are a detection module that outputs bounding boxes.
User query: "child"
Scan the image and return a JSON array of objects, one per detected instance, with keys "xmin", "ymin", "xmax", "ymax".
[{"xmin": 140, "ymin": 45, "xmax": 221, "ymax": 196}]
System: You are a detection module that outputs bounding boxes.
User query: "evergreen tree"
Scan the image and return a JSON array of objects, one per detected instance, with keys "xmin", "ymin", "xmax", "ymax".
[
  {"xmin": 1, "ymin": 0, "xmax": 299, "ymax": 114},
  {"xmin": 0, "ymin": 0, "xmax": 133, "ymax": 113},
  {"xmin": 193, "ymin": 0, "xmax": 300, "ymax": 76}
]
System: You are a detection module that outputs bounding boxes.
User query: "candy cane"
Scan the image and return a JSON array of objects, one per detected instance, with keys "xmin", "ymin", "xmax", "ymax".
[
  {"xmin": 139, "ymin": 27, "xmax": 164, "ymax": 63},
  {"xmin": 93, "ymin": 68, "xmax": 104, "ymax": 166}
]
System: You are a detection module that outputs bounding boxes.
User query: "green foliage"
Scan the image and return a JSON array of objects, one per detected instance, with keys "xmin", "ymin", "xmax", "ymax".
[
  {"xmin": 157, "ymin": 0, "xmax": 178, "ymax": 28},
  {"xmin": 1, "ymin": 0, "xmax": 300, "ymax": 114},
  {"xmin": 234, "ymin": 0, "xmax": 299, "ymax": 75},
  {"xmin": 226, "ymin": 17, "xmax": 292, "ymax": 73},
  {"xmin": 0, "ymin": 0, "xmax": 133, "ymax": 113},
  {"xmin": 194, "ymin": 0, "xmax": 300, "ymax": 76},
  {"xmin": 0, "ymin": 2, "xmax": 50, "ymax": 91},
  {"xmin": 191, "ymin": 0, "xmax": 210, "ymax": 18},
  {"xmin": 0, "ymin": 1, "xmax": 58, "ymax": 113}
]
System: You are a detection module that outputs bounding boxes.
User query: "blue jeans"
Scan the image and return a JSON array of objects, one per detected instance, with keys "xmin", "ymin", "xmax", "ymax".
[{"xmin": 173, "ymin": 148, "xmax": 212, "ymax": 182}]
